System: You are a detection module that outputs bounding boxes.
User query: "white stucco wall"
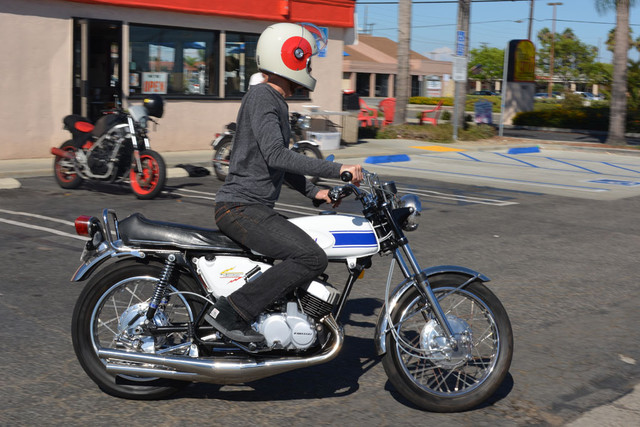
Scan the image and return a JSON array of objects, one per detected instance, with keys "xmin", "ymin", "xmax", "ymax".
[{"xmin": 0, "ymin": 0, "xmax": 345, "ymax": 160}]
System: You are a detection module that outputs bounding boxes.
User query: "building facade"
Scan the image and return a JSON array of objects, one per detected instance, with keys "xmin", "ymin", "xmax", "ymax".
[
  {"xmin": 343, "ymin": 34, "xmax": 453, "ymax": 99},
  {"xmin": 0, "ymin": 0, "xmax": 355, "ymax": 160}
]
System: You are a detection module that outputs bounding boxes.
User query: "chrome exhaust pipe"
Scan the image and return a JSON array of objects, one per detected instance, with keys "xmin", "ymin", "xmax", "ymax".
[{"xmin": 101, "ymin": 315, "xmax": 343, "ymax": 385}]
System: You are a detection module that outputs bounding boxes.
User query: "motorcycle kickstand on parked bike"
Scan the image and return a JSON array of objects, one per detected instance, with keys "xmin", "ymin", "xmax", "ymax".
[
  {"xmin": 212, "ymin": 112, "xmax": 323, "ymax": 183},
  {"xmin": 51, "ymin": 95, "xmax": 167, "ymax": 200},
  {"xmin": 68, "ymin": 168, "xmax": 513, "ymax": 412}
]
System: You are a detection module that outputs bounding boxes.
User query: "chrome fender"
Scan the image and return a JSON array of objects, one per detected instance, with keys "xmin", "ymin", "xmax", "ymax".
[
  {"xmin": 374, "ymin": 265, "xmax": 490, "ymax": 356},
  {"xmin": 71, "ymin": 248, "xmax": 145, "ymax": 282}
]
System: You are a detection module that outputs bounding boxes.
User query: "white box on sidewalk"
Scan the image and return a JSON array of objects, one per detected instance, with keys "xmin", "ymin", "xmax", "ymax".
[{"xmin": 307, "ymin": 131, "xmax": 341, "ymax": 151}]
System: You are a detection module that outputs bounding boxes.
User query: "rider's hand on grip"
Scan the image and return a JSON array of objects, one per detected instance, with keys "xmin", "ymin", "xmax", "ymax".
[{"xmin": 340, "ymin": 164, "xmax": 363, "ymax": 184}]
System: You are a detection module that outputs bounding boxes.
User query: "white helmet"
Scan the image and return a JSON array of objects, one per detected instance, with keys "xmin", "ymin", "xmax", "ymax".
[{"xmin": 256, "ymin": 23, "xmax": 327, "ymax": 91}]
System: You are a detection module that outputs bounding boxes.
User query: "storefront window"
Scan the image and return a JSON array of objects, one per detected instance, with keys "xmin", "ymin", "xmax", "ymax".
[
  {"xmin": 225, "ymin": 32, "xmax": 259, "ymax": 98},
  {"xmin": 129, "ymin": 25, "xmax": 218, "ymax": 97}
]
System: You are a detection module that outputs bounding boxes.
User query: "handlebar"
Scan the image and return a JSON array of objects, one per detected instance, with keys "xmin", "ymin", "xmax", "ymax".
[{"xmin": 312, "ymin": 171, "xmax": 364, "ymax": 208}]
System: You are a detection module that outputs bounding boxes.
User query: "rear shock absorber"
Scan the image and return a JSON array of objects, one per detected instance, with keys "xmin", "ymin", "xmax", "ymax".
[{"xmin": 146, "ymin": 254, "xmax": 176, "ymax": 321}]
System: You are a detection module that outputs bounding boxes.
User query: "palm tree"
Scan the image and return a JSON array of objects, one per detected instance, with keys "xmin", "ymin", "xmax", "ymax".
[
  {"xmin": 596, "ymin": 0, "xmax": 635, "ymax": 145},
  {"xmin": 394, "ymin": 0, "xmax": 411, "ymax": 125}
]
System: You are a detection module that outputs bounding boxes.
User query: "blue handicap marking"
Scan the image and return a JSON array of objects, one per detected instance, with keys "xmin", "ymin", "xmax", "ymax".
[
  {"xmin": 589, "ymin": 179, "xmax": 640, "ymax": 187},
  {"xmin": 507, "ymin": 146, "xmax": 540, "ymax": 154},
  {"xmin": 365, "ymin": 154, "xmax": 411, "ymax": 164}
]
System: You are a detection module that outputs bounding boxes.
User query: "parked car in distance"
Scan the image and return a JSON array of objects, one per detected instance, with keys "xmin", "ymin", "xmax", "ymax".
[
  {"xmin": 472, "ymin": 90, "xmax": 499, "ymax": 96},
  {"xmin": 535, "ymin": 91, "xmax": 564, "ymax": 100}
]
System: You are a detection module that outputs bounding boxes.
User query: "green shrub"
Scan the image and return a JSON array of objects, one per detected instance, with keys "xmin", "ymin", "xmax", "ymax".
[
  {"xmin": 409, "ymin": 96, "xmax": 454, "ymax": 106},
  {"xmin": 513, "ymin": 106, "xmax": 610, "ymax": 131},
  {"xmin": 375, "ymin": 123, "xmax": 495, "ymax": 142},
  {"xmin": 562, "ymin": 93, "xmax": 584, "ymax": 110},
  {"xmin": 441, "ymin": 110, "xmax": 451, "ymax": 121}
]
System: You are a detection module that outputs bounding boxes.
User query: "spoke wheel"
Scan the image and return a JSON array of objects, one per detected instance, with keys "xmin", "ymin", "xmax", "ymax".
[
  {"xmin": 382, "ymin": 275, "xmax": 513, "ymax": 412},
  {"xmin": 72, "ymin": 261, "xmax": 201, "ymax": 399}
]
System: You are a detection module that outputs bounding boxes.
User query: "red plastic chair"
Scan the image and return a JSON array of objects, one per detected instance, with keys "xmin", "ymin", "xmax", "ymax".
[
  {"xmin": 420, "ymin": 100, "xmax": 444, "ymax": 126},
  {"xmin": 358, "ymin": 99, "xmax": 378, "ymax": 127},
  {"xmin": 378, "ymin": 97, "xmax": 396, "ymax": 127}
]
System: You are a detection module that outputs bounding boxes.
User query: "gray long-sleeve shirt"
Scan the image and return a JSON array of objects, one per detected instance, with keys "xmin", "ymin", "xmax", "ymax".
[{"xmin": 215, "ymin": 84, "xmax": 342, "ymax": 208}]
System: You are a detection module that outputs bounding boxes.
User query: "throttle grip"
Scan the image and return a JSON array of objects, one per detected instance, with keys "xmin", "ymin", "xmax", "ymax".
[{"xmin": 312, "ymin": 198, "xmax": 324, "ymax": 208}]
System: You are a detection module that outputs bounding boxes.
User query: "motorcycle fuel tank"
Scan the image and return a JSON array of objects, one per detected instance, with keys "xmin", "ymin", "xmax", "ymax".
[{"xmin": 288, "ymin": 214, "xmax": 379, "ymax": 259}]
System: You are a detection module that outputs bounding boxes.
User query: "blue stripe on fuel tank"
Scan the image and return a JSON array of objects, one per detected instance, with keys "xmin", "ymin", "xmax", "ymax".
[{"xmin": 331, "ymin": 231, "xmax": 377, "ymax": 248}]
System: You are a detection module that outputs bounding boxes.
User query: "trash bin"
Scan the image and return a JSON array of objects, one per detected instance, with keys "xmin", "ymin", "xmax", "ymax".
[{"xmin": 342, "ymin": 90, "xmax": 360, "ymax": 111}]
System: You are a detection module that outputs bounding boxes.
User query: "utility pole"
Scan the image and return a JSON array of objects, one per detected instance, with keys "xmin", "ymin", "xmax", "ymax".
[
  {"xmin": 394, "ymin": 0, "xmax": 411, "ymax": 124},
  {"xmin": 547, "ymin": 2, "xmax": 562, "ymax": 98},
  {"xmin": 528, "ymin": 0, "xmax": 535, "ymax": 40},
  {"xmin": 452, "ymin": 0, "xmax": 470, "ymax": 140}
]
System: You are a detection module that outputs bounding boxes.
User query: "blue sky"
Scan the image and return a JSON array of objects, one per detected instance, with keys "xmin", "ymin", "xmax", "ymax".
[{"xmin": 355, "ymin": 0, "xmax": 640, "ymax": 64}]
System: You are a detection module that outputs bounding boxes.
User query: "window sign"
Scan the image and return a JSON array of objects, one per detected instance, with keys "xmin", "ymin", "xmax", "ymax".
[{"xmin": 142, "ymin": 72, "xmax": 168, "ymax": 94}]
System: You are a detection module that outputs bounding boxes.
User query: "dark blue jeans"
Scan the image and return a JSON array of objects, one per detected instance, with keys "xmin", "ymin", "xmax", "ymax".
[{"xmin": 215, "ymin": 202, "xmax": 328, "ymax": 322}]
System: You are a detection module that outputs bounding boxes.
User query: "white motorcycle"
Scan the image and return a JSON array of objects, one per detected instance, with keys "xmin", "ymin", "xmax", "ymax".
[{"xmin": 69, "ymin": 168, "xmax": 513, "ymax": 412}]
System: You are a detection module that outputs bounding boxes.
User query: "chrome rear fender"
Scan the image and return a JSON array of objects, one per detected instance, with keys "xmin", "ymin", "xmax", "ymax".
[
  {"xmin": 71, "ymin": 247, "xmax": 145, "ymax": 282},
  {"xmin": 374, "ymin": 265, "xmax": 490, "ymax": 356}
]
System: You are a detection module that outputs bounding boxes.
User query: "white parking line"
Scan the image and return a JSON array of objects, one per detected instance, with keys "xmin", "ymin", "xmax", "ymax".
[
  {"xmin": 0, "ymin": 208, "xmax": 75, "ymax": 226},
  {"xmin": 0, "ymin": 217, "xmax": 85, "ymax": 240}
]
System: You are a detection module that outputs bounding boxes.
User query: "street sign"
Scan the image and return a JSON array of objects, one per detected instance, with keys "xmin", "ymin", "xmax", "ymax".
[
  {"xmin": 456, "ymin": 30, "xmax": 466, "ymax": 56},
  {"xmin": 452, "ymin": 56, "xmax": 467, "ymax": 82}
]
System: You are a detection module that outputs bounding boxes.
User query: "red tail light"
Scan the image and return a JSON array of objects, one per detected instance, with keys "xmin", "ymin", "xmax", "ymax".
[{"xmin": 75, "ymin": 215, "xmax": 97, "ymax": 237}]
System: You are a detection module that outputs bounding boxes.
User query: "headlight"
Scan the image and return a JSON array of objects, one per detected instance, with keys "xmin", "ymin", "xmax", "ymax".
[{"xmin": 400, "ymin": 194, "xmax": 421, "ymax": 231}]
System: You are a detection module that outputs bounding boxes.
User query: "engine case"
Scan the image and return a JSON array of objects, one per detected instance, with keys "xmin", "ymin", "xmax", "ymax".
[{"xmin": 255, "ymin": 302, "xmax": 317, "ymax": 350}]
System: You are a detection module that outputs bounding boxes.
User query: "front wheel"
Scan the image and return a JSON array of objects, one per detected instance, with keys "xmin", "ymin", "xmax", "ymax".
[
  {"xmin": 382, "ymin": 275, "xmax": 513, "ymax": 412},
  {"xmin": 71, "ymin": 260, "xmax": 201, "ymax": 399},
  {"xmin": 130, "ymin": 149, "xmax": 166, "ymax": 199},
  {"xmin": 53, "ymin": 140, "xmax": 83, "ymax": 189},
  {"xmin": 212, "ymin": 136, "xmax": 233, "ymax": 181},
  {"xmin": 293, "ymin": 141, "xmax": 323, "ymax": 184}
]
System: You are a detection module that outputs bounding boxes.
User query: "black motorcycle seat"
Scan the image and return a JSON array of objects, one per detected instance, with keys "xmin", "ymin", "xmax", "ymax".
[{"xmin": 118, "ymin": 213, "xmax": 247, "ymax": 252}]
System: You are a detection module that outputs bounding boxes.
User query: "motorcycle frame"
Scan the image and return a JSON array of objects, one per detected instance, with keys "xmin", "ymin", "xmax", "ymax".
[
  {"xmin": 70, "ymin": 115, "xmax": 151, "ymax": 181},
  {"xmin": 72, "ymin": 201, "xmax": 489, "ymax": 359}
]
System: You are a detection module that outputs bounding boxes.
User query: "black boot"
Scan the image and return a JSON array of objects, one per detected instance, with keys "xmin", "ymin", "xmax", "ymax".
[{"xmin": 205, "ymin": 296, "xmax": 264, "ymax": 343}]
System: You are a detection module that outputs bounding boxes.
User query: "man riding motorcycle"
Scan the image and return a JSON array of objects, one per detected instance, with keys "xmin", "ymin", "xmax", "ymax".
[{"xmin": 205, "ymin": 22, "xmax": 363, "ymax": 343}]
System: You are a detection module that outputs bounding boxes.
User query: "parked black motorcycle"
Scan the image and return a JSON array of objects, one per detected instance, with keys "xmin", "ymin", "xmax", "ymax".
[
  {"xmin": 212, "ymin": 112, "xmax": 323, "ymax": 183},
  {"xmin": 51, "ymin": 95, "xmax": 166, "ymax": 200}
]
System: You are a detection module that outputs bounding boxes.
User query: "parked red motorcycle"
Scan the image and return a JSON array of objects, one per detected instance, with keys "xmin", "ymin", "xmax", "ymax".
[{"xmin": 51, "ymin": 95, "xmax": 166, "ymax": 199}]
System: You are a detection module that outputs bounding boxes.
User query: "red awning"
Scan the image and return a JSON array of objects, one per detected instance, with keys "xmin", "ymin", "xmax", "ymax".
[{"xmin": 65, "ymin": 0, "xmax": 355, "ymax": 28}]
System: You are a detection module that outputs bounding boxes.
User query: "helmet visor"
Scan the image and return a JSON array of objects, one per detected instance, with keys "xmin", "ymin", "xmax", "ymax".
[{"xmin": 299, "ymin": 23, "xmax": 328, "ymax": 54}]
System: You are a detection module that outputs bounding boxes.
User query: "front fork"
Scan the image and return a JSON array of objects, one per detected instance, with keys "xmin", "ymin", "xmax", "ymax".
[
  {"xmin": 127, "ymin": 116, "xmax": 150, "ymax": 174},
  {"xmin": 394, "ymin": 244, "xmax": 459, "ymax": 350}
]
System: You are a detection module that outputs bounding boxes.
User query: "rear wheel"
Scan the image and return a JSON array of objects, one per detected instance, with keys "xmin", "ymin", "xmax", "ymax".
[
  {"xmin": 130, "ymin": 149, "xmax": 166, "ymax": 199},
  {"xmin": 294, "ymin": 141, "xmax": 323, "ymax": 184},
  {"xmin": 212, "ymin": 136, "xmax": 233, "ymax": 181},
  {"xmin": 53, "ymin": 140, "xmax": 83, "ymax": 189},
  {"xmin": 382, "ymin": 275, "xmax": 513, "ymax": 412},
  {"xmin": 71, "ymin": 260, "xmax": 201, "ymax": 399}
]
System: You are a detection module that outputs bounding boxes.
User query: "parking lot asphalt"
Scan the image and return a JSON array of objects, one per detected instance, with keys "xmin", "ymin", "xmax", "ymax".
[
  {"xmin": 2, "ymin": 135, "xmax": 640, "ymax": 425},
  {"xmin": 2, "ymin": 135, "xmax": 640, "ymax": 184}
]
